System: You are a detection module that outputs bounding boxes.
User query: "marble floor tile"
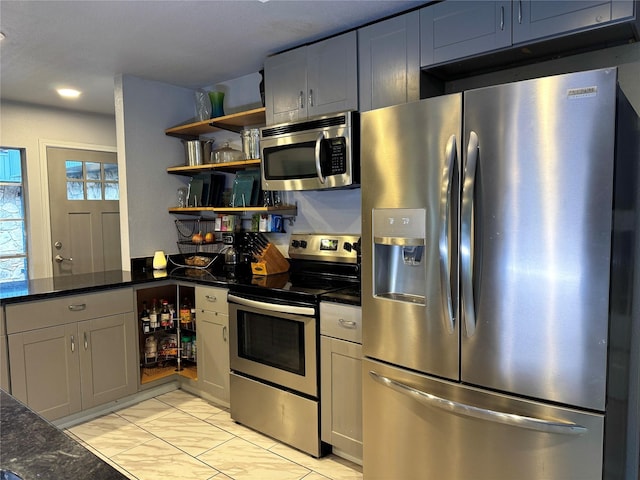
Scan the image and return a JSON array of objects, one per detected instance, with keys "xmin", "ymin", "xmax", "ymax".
[
  {"xmin": 115, "ymin": 397, "xmax": 176, "ymax": 425},
  {"xmin": 67, "ymin": 412, "xmax": 156, "ymax": 458},
  {"xmin": 110, "ymin": 437, "xmax": 219, "ymax": 480},
  {"xmin": 269, "ymin": 444, "xmax": 363, "ymax": 480},
  {"xmin": 155, "ymin": 389, "xmax": 225, "ymax": 419},
  {"xmin": 140, "ymin": 409, "xmax": 235, "ymax": 456},
  {"xmin": 204, "ymin": 410, "xmax": 280, "ymax": 450},
  {"xmin": 198, "ymin": 437, "xmax": 311, "ymax": 480}
]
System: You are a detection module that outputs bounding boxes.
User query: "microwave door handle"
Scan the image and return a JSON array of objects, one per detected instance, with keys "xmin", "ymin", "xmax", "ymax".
[
  {"xmin": 315, "ymin": 132, "xmax": 326, "ymax": 184},
  {"xmin": 461, "ymin": 131, "xmax": 478, "ymax": 337},
  {"xmin": 439, "ymin": 134, "xmax": 457, "ymax": 334}
]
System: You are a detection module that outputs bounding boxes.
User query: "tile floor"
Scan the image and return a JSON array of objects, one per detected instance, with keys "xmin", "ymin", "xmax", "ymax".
[{"xmin": 65, "ymin": 389, "xmax": 362, "ymax": 480}]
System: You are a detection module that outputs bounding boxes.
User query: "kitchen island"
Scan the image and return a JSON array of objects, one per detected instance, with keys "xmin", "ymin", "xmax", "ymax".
[{"xmin": 0, "ymin": 389, "xmax": 129, "ymax": 479}]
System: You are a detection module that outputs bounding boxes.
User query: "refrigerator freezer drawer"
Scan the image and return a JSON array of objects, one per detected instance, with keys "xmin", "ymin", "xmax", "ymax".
[{"xmin": 363, "ymin": 358, "xmax": 604, "ymax": 480}]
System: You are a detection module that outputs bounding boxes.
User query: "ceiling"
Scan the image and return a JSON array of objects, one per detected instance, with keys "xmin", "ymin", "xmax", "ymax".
[{"xmin": 0, "ymin": 0, "xmax": 426, "ymax": 116}]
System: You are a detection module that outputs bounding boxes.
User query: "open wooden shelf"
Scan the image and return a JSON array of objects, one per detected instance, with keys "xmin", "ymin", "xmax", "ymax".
[
  {"xmin": 165, "ymin": 107, "xmax": 266, "ymax": 138},
  {"xmin": 168, "ymin": 204, "xmax": 297, "ymax": 216},
  {"xmin": 167, "ymin": 159, "xmax": 261, "ymax": 176}
]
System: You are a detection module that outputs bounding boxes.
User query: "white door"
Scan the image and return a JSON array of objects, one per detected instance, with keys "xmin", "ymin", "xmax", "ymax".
[{"xmin": 47, "ymin": 147, "xmax": 121, "ymax": 277}]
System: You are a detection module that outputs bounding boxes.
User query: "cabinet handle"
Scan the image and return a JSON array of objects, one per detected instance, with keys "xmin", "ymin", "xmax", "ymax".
[
  {"xmin": 500, "ymin": 6, "xmax": 504, "ymax": 30},
  {"xmin": 223, "ymin": 326, "xmax": 227, "ymax": 342},
  {"xmin": 299, "ymin": 91, "xmax": 304, "ymax": 109},
  {"xmin": 308, "ymin": 89, "xmax": 314, "ymax": 107},
  {"xmin": 70, "ymin": 335, "xmax": 75, "ymax": 353},
  {"xmin": 205, "ymin": 295, "xmax": 217, "ymax": 303},
  {"xmin": 338, "ymin": 318, "xmax": 357, "ymax": 329},
  {"xmin": 68, "ymin": 303, "xmax": 87, "ymax": 311},
  {"xmin": 518, "ymin": 0, "xmax": 522, "ymax": 24},
  {"xmin": 84, "ymin": 332, "xmax": 88, "ymax": 350}
]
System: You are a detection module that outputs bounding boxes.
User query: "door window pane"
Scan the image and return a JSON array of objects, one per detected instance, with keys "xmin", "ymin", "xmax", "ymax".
[
  {"xmin": 105, "ymin": 182, "xmax": 119, "ymax": 200},
  {"xmin": 104, "ymin": 163, "xmax": 118, "ymax": 181},
  {"xmin": 67, "ymin": 181, "xmax": 85, "ymax": 200},
  {"xmin": 65, "ymin": 160, "xmax": 83, "ymax": 179},
  {"xmin": 86, "ymin": 162, "xmax": 102, "ymax": 181},
  {"xmin": 87, "ymin": 182, "xmax": 102, "ymax": 200}
]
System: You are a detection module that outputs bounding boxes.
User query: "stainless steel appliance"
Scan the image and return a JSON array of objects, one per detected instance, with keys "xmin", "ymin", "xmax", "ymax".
[
  {"xmin": 228, "ymin": 233, "xmax": 360, "ymax": 457},
  {"xmin": 260, "ymin": 111, "xmax": 359, "ymax": 191},
  {"xmin": 361, "ymin": 67, "xmax": 640, "ymax": 479}
]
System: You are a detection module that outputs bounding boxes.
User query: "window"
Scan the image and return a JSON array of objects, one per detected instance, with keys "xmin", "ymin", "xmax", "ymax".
[
  {"xmin": 0, "ymin": 148, "xmax": 28, "ymax": 284},
  {"xmin": 65, "ymin": 159, "xmax": 119, "ymax": 201}
]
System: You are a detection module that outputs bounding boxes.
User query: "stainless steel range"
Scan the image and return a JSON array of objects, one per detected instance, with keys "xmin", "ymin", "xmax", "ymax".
[{"xmin": 228, "ymin": 233, "xmax": 360, "ymax": 457}]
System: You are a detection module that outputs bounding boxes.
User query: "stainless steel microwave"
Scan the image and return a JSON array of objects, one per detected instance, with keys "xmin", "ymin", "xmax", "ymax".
[{"xmin": 260, "ymin": 111, "xmax": 359, "ymax": 191}]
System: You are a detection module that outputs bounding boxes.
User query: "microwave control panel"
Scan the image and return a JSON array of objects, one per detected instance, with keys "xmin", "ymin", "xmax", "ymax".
[{"xmin": 321, "ymin": 137, "xmax": 347, "ymax": 175}]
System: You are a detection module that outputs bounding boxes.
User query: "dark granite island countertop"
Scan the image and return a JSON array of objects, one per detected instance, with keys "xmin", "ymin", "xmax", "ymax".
[{"xmin": 0, "ymin": 390, "xmax": 129, "ymax": 479}]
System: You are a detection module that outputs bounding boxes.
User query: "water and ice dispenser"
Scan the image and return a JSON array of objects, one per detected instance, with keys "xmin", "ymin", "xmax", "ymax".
[{"xmin": 372, "ymin": 208, "xmax": 426, "ymax": 305}]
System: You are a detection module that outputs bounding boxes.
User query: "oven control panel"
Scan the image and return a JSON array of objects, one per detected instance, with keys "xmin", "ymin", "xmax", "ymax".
[{"xmin": 289, "ymin": 233, "xmax": 360, "ymax": 264}]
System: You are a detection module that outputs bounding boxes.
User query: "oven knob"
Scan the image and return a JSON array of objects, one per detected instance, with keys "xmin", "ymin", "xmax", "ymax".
[
  {"xmin": 291, "ymin": 240, "xmax": 300, "ymax": 248},
  {"xmin": 300, "ymin": 240, "xmax": 307, "ymax": 248},
  {"xmin": 344, "ymin": 242, "xmax": 352, "ymax": 252}
]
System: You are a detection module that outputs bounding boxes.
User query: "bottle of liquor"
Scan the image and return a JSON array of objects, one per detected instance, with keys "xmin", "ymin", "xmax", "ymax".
[
  {"xmin": 160, "ymin": 300, "xmax": 171, "ymax": 328},
  {"xmin": 140, "ymin": 301, "xmax": 151, "ymax": 333},
  {"xmin": 149, "ymin": 299, "xmax": 159, "ymax": 329},
  {"xmin": 179, "ymin": 297, "xmax": 192, "ymax": 326}
]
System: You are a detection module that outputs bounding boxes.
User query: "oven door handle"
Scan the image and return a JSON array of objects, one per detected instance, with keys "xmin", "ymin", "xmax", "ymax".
[{"xmin": 228, "ymin": 294, "xmax": 315, "ymax": 316}]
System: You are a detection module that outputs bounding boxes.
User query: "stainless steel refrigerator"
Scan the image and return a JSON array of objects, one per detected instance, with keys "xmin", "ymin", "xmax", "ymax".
[{"xmin": 361, "ymin": 67, "xmax": 639, "ymax": 479}]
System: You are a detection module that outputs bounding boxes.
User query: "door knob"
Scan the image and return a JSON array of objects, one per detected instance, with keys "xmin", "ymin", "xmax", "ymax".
[{"xmin": 55, "ymin": 254, "xmax": 73, "ymax": 263}]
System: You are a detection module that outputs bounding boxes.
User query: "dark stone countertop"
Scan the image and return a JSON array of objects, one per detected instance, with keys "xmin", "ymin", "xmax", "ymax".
[
  {"xmin": 0, "ymin": 257, "xmax": 231, "ymax": 306},
  {"xmin": 0, "ymin": 254, "xmax": 360, "ymax": 306},
  {"xmin": 0, "ymin": 390, "xmax": 128, "ymax": 479}
]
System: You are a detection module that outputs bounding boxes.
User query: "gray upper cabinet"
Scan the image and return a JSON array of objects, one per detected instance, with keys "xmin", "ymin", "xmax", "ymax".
[
  {"xmin": 513, "ymin": 0, "xmax": 636, "ymax": 43},
  {"xmin": 421, "ymin": 0, "xmax": 638, "ymax": 68},
  {"xmin": 359, "ymin": 11, "xmax": 421, "ymax": 111},
  {"xmin": 421, "ymin": 1, "xmax": 512, "ymax": 67},
  {"xmin": 264, "ymin": 31, "xmax": 358, "ymax": 125}
]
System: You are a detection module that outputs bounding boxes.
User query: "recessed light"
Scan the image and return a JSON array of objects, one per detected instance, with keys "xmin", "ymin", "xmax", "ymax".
[
  {"xmin": 0, "ymin": 32, "xmax": 5, "ymax": 41},
  {"xmin": 57, "ymin": 88, "xmax": 82, "ymax": 99}
]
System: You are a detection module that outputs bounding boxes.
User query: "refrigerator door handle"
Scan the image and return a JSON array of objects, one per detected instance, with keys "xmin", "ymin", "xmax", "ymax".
[
  {"xmin": 369, "ymin": 370, "xmax": 588, "ymax": 435},
  {"xmin": 439, "ymin": 134, "xmax": 457, "ymax": 334},
  {"xmin": 461, "ymin": 131, "xmax": 478, "ymax": 337}
]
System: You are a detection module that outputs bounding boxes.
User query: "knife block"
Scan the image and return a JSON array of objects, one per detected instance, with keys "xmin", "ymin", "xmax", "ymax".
[{"xmin": 251, "ymin": 243, "xmax": 290, "ymax": 276}]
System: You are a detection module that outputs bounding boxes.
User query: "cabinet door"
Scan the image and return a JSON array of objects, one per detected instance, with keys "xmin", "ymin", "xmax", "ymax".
[
  {"xmin": 359, "ymin": 12, "xmax": 420, "ymax": 111},
  {"xmin": 320, "ymin": 336, "xmax": 363, "ymax": 463},
  {"xmin": 264, "ymin": 46, "xmax": 308, "ymax": 125},
  {"xmin": 78, "ymin": 312, "xmax": 137, "ymax": 409},
  {"xmin": 197, "ymin": 310, "xmax": 230, "ymax": 406},
  {"xmin": 8, "ymin": 324, "xmax": 82, "ymax": 420},
  {"xmin": 513, "ymin": 0, "xmax": 635, "ymax": 44},
  {"xmin": 307, "ymin": 31, "xmax": 358, "ymax": 117},
  {"xmin": 421, "ymin": 1, "xmax": 512, "ymax": 67}
]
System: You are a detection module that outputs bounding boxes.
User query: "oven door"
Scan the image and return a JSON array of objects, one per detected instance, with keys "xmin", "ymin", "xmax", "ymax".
[{"xmin": 228, "ymin": 294, "xmax": 318, "ymax": 397}]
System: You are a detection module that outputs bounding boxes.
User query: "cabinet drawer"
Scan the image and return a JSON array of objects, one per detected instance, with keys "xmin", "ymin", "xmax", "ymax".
[
  {"xmin": 320, "ymin": 302, "xmax": 362, "ymax": 344},
  {"xmin": 6, "ymin": 288, "xmax": 134, "ymax": 334},
  {"xmin": 195, "ymin": 286, "xmax": 229, "ymax": 314}
]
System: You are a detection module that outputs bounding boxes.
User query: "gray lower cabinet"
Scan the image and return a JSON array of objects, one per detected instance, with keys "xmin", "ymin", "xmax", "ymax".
[
  {"xmin": 320, "ymin": 302, "xmax": 363, "ymax": 464},
  {"xmin": 421, "ymin": 0, "xmax": 638, "ymax": 67},
  {"xmin": 264, "ymin": 31, "xmax": 358, "ymax": 125},
  {"xmin": 5, "ymin": 288, "xmax": 136, "ymax": 421},
  {"xmin": 195, "ymin": 285, "xmax": 230, "ymax": 407},
  {"xmin": 358, "ymin": 11, "xmax": 421, "ymax": 111}
]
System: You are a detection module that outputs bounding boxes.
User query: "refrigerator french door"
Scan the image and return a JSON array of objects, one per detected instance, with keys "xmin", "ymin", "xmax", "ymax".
[{"xmin": 361, "ymin": 67, "xmax": 639, "ymax": 479}]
